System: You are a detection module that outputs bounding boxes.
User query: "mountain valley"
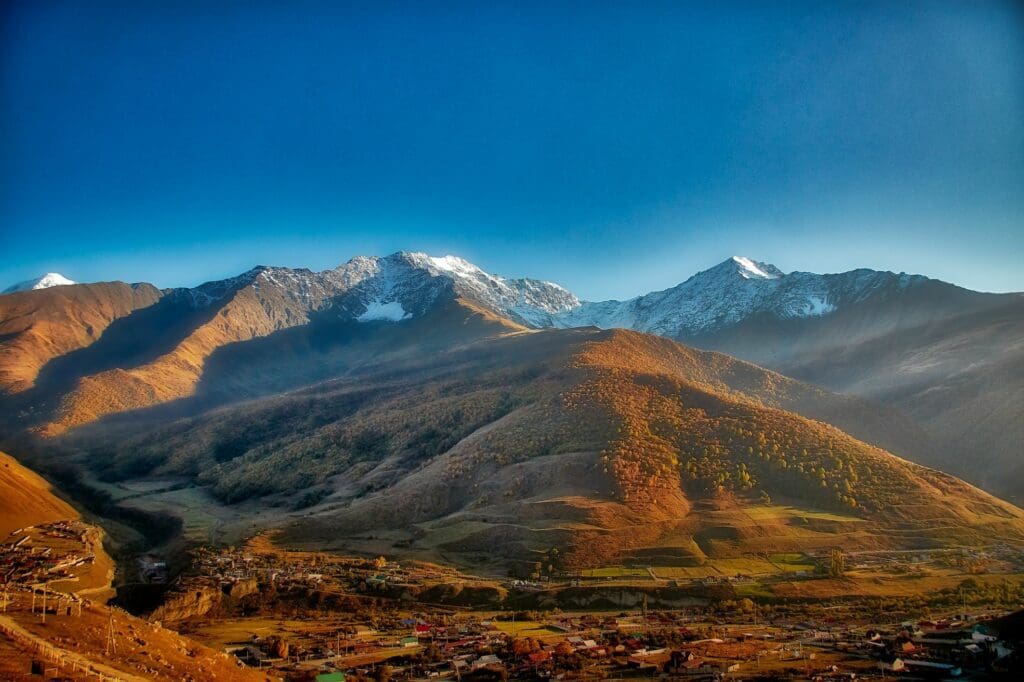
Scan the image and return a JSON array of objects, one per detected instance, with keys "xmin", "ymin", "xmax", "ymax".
[{"xmin": 1, "ymin": 251, "xmax": 1022, "ymax": 679}]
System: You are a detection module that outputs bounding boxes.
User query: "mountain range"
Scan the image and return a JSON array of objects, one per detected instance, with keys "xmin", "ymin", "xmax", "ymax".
[{"xmin": 2, "ymin": 252, "xmax": 1020, "ymax": 507}]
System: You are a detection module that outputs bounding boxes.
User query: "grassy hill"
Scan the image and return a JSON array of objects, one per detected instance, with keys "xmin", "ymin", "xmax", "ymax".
[
  {"xmin": 0, "ymin": 449, "xmax": 79, "ymax": 537},
  {"xmin": 0, "ymin": 282, "xmax": 161, "ymax": 396},
  {"xmin": 691, "ymin": 287, "xmax": 1024, "ymax": 504},
  {"xmin": 65, "ymin": 319, "xmax": 1024, "ymax": 571}
]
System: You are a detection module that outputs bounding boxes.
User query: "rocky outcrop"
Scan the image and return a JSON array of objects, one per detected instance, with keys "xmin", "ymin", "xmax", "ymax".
[{"xmin": 148, "ymin": 585, "xmax": 223, "ymax": 624}]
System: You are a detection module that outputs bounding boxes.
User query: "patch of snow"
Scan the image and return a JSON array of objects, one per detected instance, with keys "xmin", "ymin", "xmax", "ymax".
[
  {"xmin": 424, "ymin": 255, "xmax": 484, "ymax": 277},
  {"xmin": 357, "ymin": 299, "xmax": 411, "ymax": 322},
  {"xmin": 799, "ymin": 296, "xmax": 835, "ymax": 316}
]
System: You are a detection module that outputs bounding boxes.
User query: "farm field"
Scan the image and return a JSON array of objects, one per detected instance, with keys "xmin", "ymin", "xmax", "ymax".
[
  {"xmin": 738, "ymin": 505, "xmax": 862, "ymax": 524},
  {"xmin": 771, "ymin": 570, "xmax": 1024, "ymax": 600},
  {"xmin": 579, "ymin": 553, "xmax": 815, "ymax": 582},
  {"xmin": 182, "ymin": 616, "xmax": 349, "ymax": 650},
  {"xmin": 491, "ymin": 620, "xmax": 565, "ymax": 640},
  {"xmin": 579, "ymin": 567, "xmax": 649, "ymax": 578}
]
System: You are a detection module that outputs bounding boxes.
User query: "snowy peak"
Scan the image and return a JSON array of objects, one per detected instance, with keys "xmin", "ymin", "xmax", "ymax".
[
  {"xmin": 165, "ymin": 250, "xmax": 577, "ymax": 327},
  {"xmin": 546, "ymin": 257, "xmax": 939, "ymax": 336},
  {"xmin": 3, "ymin": 272, "xmax": 76, "ymax": 294},
  {"xmin": 695, "ymin": 257, "xmax": 784, "ymax": 282},
  {"xmin": 402, "ymin": 252, "xmax": 484, "ymax": 278},
  {"xmin": 729, "ymin": 256, "xmax": 784, "ymax": 280},
  {"xmin": 374, "ymin": 251, "xmax": 581, "ymax": 326}
]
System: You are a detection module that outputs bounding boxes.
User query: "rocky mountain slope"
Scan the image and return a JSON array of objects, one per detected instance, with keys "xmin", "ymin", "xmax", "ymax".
[{"xmin": 549, "ymin": 256, "xmax": 930, "ymax": 333}]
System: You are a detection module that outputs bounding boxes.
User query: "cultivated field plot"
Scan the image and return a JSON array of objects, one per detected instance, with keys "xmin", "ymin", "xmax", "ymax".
[
  {"xmin": 579, "ymin": 567, "xmax": 650, "ymax": 579},
  {"xmin": 654, "ymin": 557, "xmax": 781, "ymax": 579},
  {"xmin": 582, "ymin": 553, "xmax": 815, "ymax": 582},
  {"xmin": 772, "ymin": 570, "xmax": 1024, "ymax": 599},
  {"xmin": 491, "ymin": 620, "xmax": 565, "ymax": 639},
  {"xmin": 739, "ymin": 505, "xmax": 862, "ymax": 524}
]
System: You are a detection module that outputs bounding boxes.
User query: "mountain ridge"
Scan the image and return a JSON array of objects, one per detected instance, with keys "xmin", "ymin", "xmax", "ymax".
[
  {"xmin": 8, "ymin": 252, "xmax": 999, "ymax": 329},
  {"xmin": 2, "ymin": 251, "xmax": 1020, "ymax": 503}
]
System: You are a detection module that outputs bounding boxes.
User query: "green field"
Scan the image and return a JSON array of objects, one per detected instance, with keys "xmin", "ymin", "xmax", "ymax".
[
  {"xmin": 741, "ymin": 505, "xmax": 861, "ymax": 523},
  {"xmin": 580, "ymin": 567, "xmax": 650, "ymax": 578},
  {"xmin": 582, "ymin": 554, "xmax": 816, "ymax": 582},
  {"xmin": 769, "ymin": 552, "xmax": 808, "ymax": 563},
  {"xmin": 654, "ymin": 557, "xmax": 776, "ymax": 579},
  {"xmin": 492, "ymin": 621, "xmax": 563, "ymax": 638}
]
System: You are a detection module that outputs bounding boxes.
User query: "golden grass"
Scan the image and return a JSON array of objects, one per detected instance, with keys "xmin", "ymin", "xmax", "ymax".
[{"xmin": 0, "ymin": 450, "xmax": 78, "ymax": 537}]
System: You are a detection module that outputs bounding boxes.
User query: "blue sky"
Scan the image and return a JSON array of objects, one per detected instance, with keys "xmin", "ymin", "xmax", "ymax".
[{"xmin": 2, "ymin": 1, "xmax": 1022, "ymax": 299}]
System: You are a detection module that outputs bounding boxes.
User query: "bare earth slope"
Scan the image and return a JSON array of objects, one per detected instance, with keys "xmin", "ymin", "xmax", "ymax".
[
  {"xmin": 0, "ymin": 449, "xmax": 78, "ymax": 537},
  {"xmin": 0, "ymin": 282, "xmax": 162, "ymax": 395}
]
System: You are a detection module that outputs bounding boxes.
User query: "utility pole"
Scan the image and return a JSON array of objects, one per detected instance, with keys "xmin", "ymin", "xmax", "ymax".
[
  {"xmin": 105, "ymin": 609, "xmax": 117, "ymax": 657},
  {"xmin": 41, "ymin": 583, "xmax": 47, "ymax": 623},
  {"xmin": 642, "ymin": 593, "xmax": 649, "ymax": 640}
]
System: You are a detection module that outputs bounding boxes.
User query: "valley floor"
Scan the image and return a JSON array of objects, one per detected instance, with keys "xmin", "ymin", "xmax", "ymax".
[{"xmin": 138, "ymin": 533, "xmax": 1024, "ymax": 679}]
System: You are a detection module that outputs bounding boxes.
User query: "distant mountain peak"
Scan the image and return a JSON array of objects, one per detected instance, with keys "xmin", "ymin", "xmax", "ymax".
[{"xmin": 3, "ymin": 272, "xmax": 76, "ymax": 294}]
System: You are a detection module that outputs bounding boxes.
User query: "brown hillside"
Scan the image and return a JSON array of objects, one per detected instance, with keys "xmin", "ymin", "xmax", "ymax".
[
  {"xmin": 69, "ymin": 324, "xmax": 1024, "ymax": 570},
  {"xmin": 694, "ymin": 293, "xmax": 1024, "ymax": 504},
  {"xmin": 41, "ymin": 282, "xmax": 317, "ymax": 434},
  {"xmin": 42, "ymin": 287, "xmax": 524, "ymax": 435},
  {"xmin": 0, "ymin": 282, "xmax": 162, "ymax": 395},
  {"xmin": 0, "ymin": 587, "xmax": 268, "ymax": 681},
  {"xmin": 0, "ymin": 449, "xmax": 78, "ymax": 537}
]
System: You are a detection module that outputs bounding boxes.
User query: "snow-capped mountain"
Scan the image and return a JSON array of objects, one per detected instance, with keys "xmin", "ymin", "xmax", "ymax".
[
  {"xmin": 169, "ymin": 251, "xmax": 580, "ymax": 327},
  {"xmin": 0, "ymin": 255, "xmax": 944, "ymax": 338},
  {"xmin": 3, "ymin": 272, "xmax": 76, "ymax": 294},
  {"xmin": 5, "ymin": 250, "xmax": 1020, "ymax": 506},
  {"xmin": 548, "ymin": 256, "xmax": 928, "ymax": 337},
  {"xmin": 398, "ymin": 253, "xmax": 580, "ymax": 325},
  {"xmin": 161, "ymin": 252, "xmax": 945, "ymax": 338}
]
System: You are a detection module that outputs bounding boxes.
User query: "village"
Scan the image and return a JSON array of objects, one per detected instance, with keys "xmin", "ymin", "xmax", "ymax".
[
  {"xmin": 1, "ymin": 523, "xmax": 1022, "ymax": 679},
  {"xmin": 146, "ymin": 539, "xmax": 1023, "ymax": 680},
  {"xmin": 0, "ymin": 521, "xmax": 101, "ymax": 592}
]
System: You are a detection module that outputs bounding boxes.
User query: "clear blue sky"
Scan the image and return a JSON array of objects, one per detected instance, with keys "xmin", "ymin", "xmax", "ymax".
[{"xmin": 2, "ymin": 1, "xmax": 1022, "ymax": 299}]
